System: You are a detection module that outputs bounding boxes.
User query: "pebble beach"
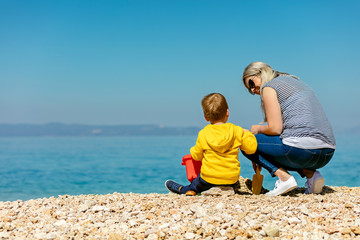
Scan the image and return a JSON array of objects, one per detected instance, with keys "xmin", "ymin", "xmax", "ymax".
[{"xmin": 1, "ymin": 177, "xmax": 359, "ymax": 240}]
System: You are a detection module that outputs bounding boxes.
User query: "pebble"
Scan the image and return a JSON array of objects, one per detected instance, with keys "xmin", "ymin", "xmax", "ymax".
[
  {"xmin": 299, "ymin": 204, "xmax": 309, "ymax": 215},
  {"xmin": 288, "ymin": 217, "xmax": 301, "ymax": 224},
  {"xmin": 0, "ymin": 177, "xmax": 359, "ymax": 239},
  {"xmin": 264, "ymin": 225, "xmax": 280, "ymax": 237}
]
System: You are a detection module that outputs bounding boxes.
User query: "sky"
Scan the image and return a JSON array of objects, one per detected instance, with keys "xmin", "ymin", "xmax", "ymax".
[{"xmin": 1, "ymin": 0, "xmax": 359, "ymax": 134}]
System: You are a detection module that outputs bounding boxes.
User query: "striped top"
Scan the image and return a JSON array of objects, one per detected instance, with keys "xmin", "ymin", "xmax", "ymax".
[{"xmin": 263, "ymin": 76, "xmax": 336, "ymax": 149}]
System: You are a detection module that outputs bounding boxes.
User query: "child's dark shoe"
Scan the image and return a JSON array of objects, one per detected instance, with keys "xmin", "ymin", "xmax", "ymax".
[{"xmin": 165, "ymin": 180, "xmax": 183, "ymax": 194}]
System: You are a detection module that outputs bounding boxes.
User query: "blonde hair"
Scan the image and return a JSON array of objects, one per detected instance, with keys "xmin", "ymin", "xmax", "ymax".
[
  {"xmin": 201, "ymin": 93, "xmax": 228, "ymax": 121},
  {"xmin": 242, "ymin": 61, "xmax": 299, "ymax": 122},
  {"xmin": 242, "ymin": 61, "xmax": 299, "ymax": 94}
]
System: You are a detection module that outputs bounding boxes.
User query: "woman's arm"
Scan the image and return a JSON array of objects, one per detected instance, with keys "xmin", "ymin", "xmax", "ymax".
[{"xmin": 251, "ymin": 87, "xmax": 283, "ymax": 135}]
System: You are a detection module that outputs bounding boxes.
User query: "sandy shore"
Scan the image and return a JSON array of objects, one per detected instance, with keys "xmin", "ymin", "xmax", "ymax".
[{"xmin": 0, "ymin": 177, "xmax": 359, "ymax": 240}]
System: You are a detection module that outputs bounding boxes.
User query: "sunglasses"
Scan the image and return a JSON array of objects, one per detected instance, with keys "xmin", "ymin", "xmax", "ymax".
[{"xmin": 248, "ymin": 78, "xmax": 256, "ymax": 95}]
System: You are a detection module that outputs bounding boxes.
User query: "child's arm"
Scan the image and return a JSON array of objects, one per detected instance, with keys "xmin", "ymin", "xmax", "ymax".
[
  {"xmin": 190, "ymin": 137, "xmax": 203, "ymax": 161},
  {"xmin": 239, "ymin": 129, "xmax": 257, "ymax": 155}
]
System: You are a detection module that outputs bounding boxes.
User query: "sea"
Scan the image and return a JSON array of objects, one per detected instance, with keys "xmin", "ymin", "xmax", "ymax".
[{"xmin": 0, "ymin": 134, "xmax": 359, "ymax": 202}]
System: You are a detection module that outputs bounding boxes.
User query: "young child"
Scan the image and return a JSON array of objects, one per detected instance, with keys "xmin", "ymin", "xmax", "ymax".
[{"xmin": 165, "ymin": 93, "xmax": 257, "ymax": 195}]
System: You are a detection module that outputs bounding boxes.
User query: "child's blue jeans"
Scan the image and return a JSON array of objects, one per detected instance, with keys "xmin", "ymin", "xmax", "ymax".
[
  {"xmin": 242, "ymin": 134, "xmax": 335, "ymax": 178},
  {"xmin": 180, "ymin": 174, "xmax": 237, "ymax": 194}
]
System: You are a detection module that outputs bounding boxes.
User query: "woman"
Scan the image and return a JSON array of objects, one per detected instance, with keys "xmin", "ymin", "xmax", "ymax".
[{"xmin": 242, "ymin": 62, "xmax": 336, "ymax": 196}]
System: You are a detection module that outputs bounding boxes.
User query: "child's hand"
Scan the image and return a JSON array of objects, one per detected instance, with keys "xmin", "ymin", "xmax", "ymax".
[
  {"xmin": 243, "ymin": 129, "xmax": 249, "ymax": 132},
  {"xmin": 252, "ymin": 162, "xmax": 262, "ymax": 173}
]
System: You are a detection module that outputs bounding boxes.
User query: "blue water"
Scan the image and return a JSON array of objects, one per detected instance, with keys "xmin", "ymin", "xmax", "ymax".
[{"xmin": 0, "ymin": 134, "xmax": 359, "ymax": 202}]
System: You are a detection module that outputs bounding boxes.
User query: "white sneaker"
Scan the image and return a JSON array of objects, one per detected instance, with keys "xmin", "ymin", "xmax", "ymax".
[
  {"xmin": 305, "ymin": 171, "xmax": 325, "ymax": 194},
  {"xmin": 266, "ymin": 176, "xmax": 298, "ymax": 196}
]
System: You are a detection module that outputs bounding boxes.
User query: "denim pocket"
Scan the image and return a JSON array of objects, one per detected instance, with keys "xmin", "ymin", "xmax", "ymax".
[
  {"xmin": 320, "ymin": 151, "xmax": 334, "ymax": 168},
  {"xmin": 308, "ymin": 150, "xmax": 335, "ymax": 169},
  {"xmin": 285, "ymin": 147, "xmax": 317, "ymax": 169}
]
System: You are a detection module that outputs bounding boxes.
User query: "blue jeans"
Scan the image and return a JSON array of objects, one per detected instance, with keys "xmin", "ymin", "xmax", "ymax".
[
  {"xmin": 180, "ymin": 174, "xmax": 237, "ymax": 194},
  {"xmin": 242, "ymin": 134, "xmax": 335, "ymax": 178}
]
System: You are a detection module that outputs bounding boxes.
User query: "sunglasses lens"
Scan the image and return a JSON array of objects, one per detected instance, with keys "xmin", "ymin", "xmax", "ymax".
[
  {"xmin": 247, "ymin": 79, "xmax": 255, "ymax": 94},
  {"xmin": 249, "ymin": 79, "xmax": 255, "ymax": 88}
]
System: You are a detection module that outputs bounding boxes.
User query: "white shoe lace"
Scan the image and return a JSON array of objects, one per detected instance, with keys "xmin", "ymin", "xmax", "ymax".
[{"xmin": 273, "ymin": 180, "xmax": 281, "ymax": 190}]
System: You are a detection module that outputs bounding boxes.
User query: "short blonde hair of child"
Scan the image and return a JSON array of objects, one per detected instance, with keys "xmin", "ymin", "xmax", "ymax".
[{"xmin": 201, "ymin": 93, "xmax": 229, "ymax": 122}]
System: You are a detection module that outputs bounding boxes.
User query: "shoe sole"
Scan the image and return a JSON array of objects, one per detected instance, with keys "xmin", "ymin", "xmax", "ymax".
[
  {"xmin": 165, "ymin": 181, "xmax": 169, "ymax": 191},
  {"xmin": 280, "ymin": 185, "xmax": 298, "ymax": 195},
  {"xmin": 266, "ymin": 185, "xmax": 298, "ymax": 196},
  {"xmin": 312, "ymin": 177, "xmax": 325, "ymax": 194}
]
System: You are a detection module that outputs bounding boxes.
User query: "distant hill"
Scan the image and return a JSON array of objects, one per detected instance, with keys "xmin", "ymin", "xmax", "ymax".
[{"xmin": 0, "ymin": 123, "xmax": 201, "ymax": 136}]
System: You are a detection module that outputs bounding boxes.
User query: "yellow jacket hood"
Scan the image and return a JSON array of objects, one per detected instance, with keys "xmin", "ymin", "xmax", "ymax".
[{"xmin": 201, "ymin": 123, "xmax": 240, "ymax": 153}]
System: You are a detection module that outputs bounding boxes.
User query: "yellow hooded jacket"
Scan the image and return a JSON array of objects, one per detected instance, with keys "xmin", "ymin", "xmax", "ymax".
[{"xmin": 190, "ymin": 123, "xmax": 257, "ymax": 185}]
